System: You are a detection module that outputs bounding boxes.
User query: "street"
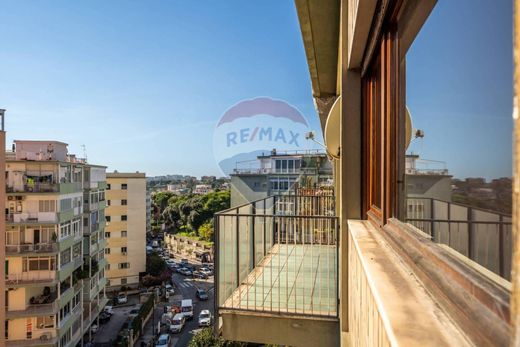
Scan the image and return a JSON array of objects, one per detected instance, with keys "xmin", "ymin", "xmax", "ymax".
[
  {"xmin": 170, "ymin": 268, "xmax": 214, "ymax": 347},
  {"xmin": 135, "ymin": 259, "xmax": 215, "ymax": 347}
]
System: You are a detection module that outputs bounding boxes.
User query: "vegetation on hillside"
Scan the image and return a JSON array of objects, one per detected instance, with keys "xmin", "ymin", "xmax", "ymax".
[{"xmin": 151, "ymin": 190, "xmax": 230, "ymax": 242}]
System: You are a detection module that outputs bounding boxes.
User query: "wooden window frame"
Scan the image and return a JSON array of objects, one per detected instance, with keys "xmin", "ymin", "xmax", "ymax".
[{"xmin": 362, "ymin": 8, "xmax": 404, "ymax": 227}]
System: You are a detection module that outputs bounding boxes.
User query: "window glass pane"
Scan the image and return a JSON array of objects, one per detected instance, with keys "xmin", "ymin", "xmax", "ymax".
[{"xmin": 403, "ymin": 2, "xmax": 512, "ymax": 280}]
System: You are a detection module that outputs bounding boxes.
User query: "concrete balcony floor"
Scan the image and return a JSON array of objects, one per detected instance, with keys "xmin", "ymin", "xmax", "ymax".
[{"xmin": 222, "ymin": 244, "xmax": 337, "ymax": 316}]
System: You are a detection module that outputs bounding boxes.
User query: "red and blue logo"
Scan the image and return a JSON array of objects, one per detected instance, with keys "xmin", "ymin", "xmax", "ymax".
[{"xmin": 213, "ymin": 97, "xmax": 311, "ymax": 175}]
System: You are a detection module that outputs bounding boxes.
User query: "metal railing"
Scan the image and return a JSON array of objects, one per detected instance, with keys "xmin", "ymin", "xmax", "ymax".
[
  {"xmin": 6, "ymin": 182, "xmax": 59, "ymax": 193},
  {"xmin": 6, "ymin": 243, "xmax": 57, "ymax": 254},
  {"xmin": 6, "ymin": 271, "xmax": 56, "ymax": 285},
  {"xmin": 5, "ymin": 212, "xmax": 58, "ymax": 224},
  {"xmin": 406, "ymin": 197, "xmax": 512, "ymax": 279},
  {"xmin": 6, "ymin": 298, "xmax": 58, "ymax": 318},
  {"xmin": 216, "ymin": 193, "xmax": 338, "ymax": 318}
]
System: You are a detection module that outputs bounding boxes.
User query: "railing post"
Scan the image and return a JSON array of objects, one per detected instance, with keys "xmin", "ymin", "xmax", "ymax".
[
  {"xmin": 430, "ymin": 198, "xmax": 436, "ymax": 241},
  {"xmin": 499, "ymin": 214, "xmax": 505, "ymax": 277},
  {"xmin": 236, "ymin": 212, "xmax": 240, "ymax": 291},
  {"xmin": 468, "ymin": 207, "xmax": 474, "ymax": 260},
  {"xmin": 213, "ymin": 214, "xmax": 219, "ymax": 338}
]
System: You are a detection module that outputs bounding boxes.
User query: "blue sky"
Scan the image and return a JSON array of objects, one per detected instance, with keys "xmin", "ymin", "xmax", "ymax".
[
  {"xmin": 0, "ymin": 1, "xmax": 321, "ymax": 177},
  {"xmin": 407, "ymin": 0, "xmax": 513, "ymax": 180},
  {"xmin": 0, "ymin": 1, "xmax": 513, "ymax": 179}
]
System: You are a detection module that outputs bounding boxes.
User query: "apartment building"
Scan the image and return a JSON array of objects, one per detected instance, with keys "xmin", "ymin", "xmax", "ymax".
[
  {"xmin": 4, "ymin": 140, "xmax": 107, "ymax": 347},
  {"xmin": 146, "ymin": 190, "xmax": 151, "ymax": 234},
  {"xmin": 105, "ymin": 172, "xmax": 146, "ymax": 291},
  {"xmin": 215, "ymin": 1, "xmax": 517, "ymax": 346},
  {"xmin": 230, "ymin": 149, "xmax": 333, "ymax": 206}
]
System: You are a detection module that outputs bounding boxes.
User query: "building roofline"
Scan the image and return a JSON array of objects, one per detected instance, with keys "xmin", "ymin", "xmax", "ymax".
[{"xmin": 107, "ymin": 172, "xmax": 146, "ymax": 178}]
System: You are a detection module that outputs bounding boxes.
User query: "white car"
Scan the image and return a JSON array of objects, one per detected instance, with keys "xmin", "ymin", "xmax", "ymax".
[
  {"xmin": 165, "ymin": 284, "xmax": 175, "ymax": 295},
  {"xmin": 103, "ymin": 306, "xmax": 114, "ymax": 315},
  {"xmin": 198, "ymin": 310, "xmax": 212, "ymax": 327},
  {"xmin": 169, "ymin": 313, "xmax": 185, "ymax": 333},
  {"xmin": 116, "ymin": 293, "xmax": 128, "ymax": 304}
]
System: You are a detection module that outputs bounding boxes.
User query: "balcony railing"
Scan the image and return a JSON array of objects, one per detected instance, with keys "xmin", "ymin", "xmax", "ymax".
[
  {"xmin": 6, "ymin": 182, "xmax": 59, "ymax": 193},
  {"xmin": 406, "ymin": 197, "xmax": 513, "ymax": 279},
  {"xmin": 6, "ymin": 296, "xmax": 58, "ymax": 318},
  {"xmin": 216, "ymin": 193, "xmax": 338, "ymax": 318},
  {"xmin": 6, "ymin": 212, "xmax": 58, "ymax": 224},
  {"xmin": 6, "ymin": 242, "xmax": 58, "ymax": 254},
  {"xmin": 6, "ymin": 271, "xmax": 56, "ymax": 286},
  {"xmin": 6, "ymin": 330, "xmax": 57, "ymax": 347}
]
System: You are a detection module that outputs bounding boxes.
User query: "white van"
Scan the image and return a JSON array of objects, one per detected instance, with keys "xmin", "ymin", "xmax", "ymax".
[
  {"xmin": 181, "ymin": 299, "xmax": 193, "ymax": 320},
  {"xmin": 169, "ymin": 313, "xmax": 185, "ymax": 333}
]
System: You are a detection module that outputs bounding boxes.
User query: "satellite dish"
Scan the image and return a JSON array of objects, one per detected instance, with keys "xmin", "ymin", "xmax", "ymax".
[
  {"xmin": 324, "ymin": 96, "xmax": 341, "ymax": 159},
  {"xmin": 405, "ymin": 106, "xmax": 412, "ymax": 149},
  {"xmin": 405, "ymin": 106, "xmax": 424, "ymax": 149}
]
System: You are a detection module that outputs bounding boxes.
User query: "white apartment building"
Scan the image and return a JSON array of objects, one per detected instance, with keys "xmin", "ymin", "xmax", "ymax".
[{"xmin": 4, "ymin": 140, "xmax": 107, "ymax": 347}]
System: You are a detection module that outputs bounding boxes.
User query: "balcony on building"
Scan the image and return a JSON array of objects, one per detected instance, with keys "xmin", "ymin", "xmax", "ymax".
[
  {"xmin": 6, "ymin": 333, "xmax": 58, "ymax": 347},
  {"xmin": 6, "ymin": 285, "xmax": 59, "ymax": 319},
  {"xmin": 215, "ymin": 189, "xmax": 339, "ymax": 346}
]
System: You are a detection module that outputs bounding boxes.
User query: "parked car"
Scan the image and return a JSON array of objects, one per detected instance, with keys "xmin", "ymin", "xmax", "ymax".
[
  {"xmin": 184, "ymin": 269, "xmax": 193, "ymax": 276},
  {"xmin": 198, "ymin": 310, "xmax": 212, "ymax": 327},
  {"xmin": 199, "ymin": 267, "xmax": 213, "ymax": 276},
  {"xmin": 155, "ymin": 334, "xmax": 171, "ymax": 347},
  {"xmin": 196, "ymin": 289, "xmax": 209, "ymax": 301},
  {"xmin": 193, "ymin": 271, "xmax": 208, "ymax": 279},
  {"xmin": 165, "ymin": 284, "xmax": 175, "ymax": 295},
  {"xmin": 129, "ymin": 305, "xmax": 141, "ymax": 317},
  {"xmin": 169, "ymin": 313, "xmax": 186, "ymax": 333},
  {"xmin": 103, "ymin": 306, "xmax": 114, "ymax": 316},
  {"xmin": 180, "ymin": 259, "xmax": 189, "ymax": 266},
  {"xmin": 116, "ymin": 293, "xmax": 128, "ymax": 304},
  {"xmin": 99, "ymin": 312, "xmax": 111, "ymax": 324}
]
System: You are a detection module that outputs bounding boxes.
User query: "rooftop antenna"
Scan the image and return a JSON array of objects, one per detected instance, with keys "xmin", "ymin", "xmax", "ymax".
[{"xmin": 81, "ymin": 144, "xmax": 88, "ymax": 162}]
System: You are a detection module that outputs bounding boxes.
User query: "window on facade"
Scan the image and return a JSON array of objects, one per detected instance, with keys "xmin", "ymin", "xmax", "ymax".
[
  {"xmin": 121, "ymin": 215, "xmax": 127, "ymax": 221},
  {"xmin": 121, "ymin": 184, "xmax": 127, "ymax": 190},
  {"xmin": 121, "ymin": 278, "xmax": 127, "ymax": 285},
  {"xmin": 60, "ymin": 223, "xmax": 71, "ymax": 239},
  {"xmin": 121, "ymin": 247, "xmax": 127, "ymax": 254},
  {"xmin": 121, "ymin": 231, "xmax": 127, "ymax": 237},
  {"xmin": 60, "ymin": 249, "xmax": 71, "ymax": 267},
  {"xmin": 24, "ymin": 257, "xmax": 55, "ymax": 271},
  {"xmin": 121, "ymin": 199, "xmax": 127, "ymax": 205},
  {"xmin": 107, "ymin": 200, "xmax": 111, "ymax": 206},
  {"xmin": 36, "ymin": 316, "xmax": 54, "ymax": 329},
  {"xmin": 60, "ymin": 198, "xmax": 72, "ymax": 211},
  {"xmin": 106, "ymin": 216, "xmax": 111, "ymax": 222},
  {"xmin": 39, "ymin": 200, "xmax": 56, "ymax": 213},
  {"xmin": 105, "ymin": 232, "xmax": 111, "ymax": 238}
]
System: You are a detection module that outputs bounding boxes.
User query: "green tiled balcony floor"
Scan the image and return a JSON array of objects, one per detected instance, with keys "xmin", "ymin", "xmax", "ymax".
[{"xmin": 223, "ymin": 244, "xmax": 337, "ymax": 316}]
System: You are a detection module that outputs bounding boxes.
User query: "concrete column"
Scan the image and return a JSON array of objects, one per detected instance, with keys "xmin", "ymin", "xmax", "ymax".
[
  {"xmin": 0, "ymin": 110, "xmax": 6, "ymax": 345},
  {"xmin": 338, "ymin": 0, "xmax": 363, "ymax": 336}
]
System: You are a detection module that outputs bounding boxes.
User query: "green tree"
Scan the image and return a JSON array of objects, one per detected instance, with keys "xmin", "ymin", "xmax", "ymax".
[
  {"xmin": 146, "ymin": 253, "xmax": 166, "ymax": 276},
  {"xmin": 198, "ymin": 221, "xmax": 214, "ymax": 242}
]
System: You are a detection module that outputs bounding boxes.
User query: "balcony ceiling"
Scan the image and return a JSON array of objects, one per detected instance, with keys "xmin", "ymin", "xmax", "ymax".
[{"xmin": 295, "ymin": 0, "xmax": 340, "ymax": 99}]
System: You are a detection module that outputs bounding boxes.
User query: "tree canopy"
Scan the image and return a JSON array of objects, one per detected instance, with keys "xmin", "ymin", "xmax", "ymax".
[{"xmin": 152, "ymin": 190, "xmax": 230, "ymax": 242}]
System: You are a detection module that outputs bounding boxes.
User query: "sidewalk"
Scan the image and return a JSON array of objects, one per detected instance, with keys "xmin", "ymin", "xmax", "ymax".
[{"xmin": 135, "ymin": 302, "xmax": 165, "ymax": 346}]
